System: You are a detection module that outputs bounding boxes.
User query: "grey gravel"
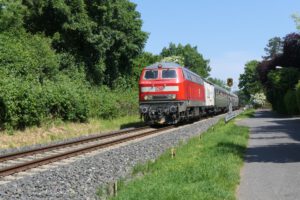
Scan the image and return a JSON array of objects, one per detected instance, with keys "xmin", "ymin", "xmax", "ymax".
[{"xmin": 0, "ymin": 111, "xmax": 241, "ymax": 200}]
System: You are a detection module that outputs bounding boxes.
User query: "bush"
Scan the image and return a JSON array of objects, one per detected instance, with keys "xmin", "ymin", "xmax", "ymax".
[
  {"xmin": 0, "ymin": 74, "xmax": 44, "ymax": 129},
  {"xmin": 0, "ymin": 72, "xmax": 89, "ymax": 130},
  {"xmin": 87, "ymin": 87, "xmax": 138, "ymax": 119},
  {"xmin": 296, "ymin": 81, "xmax": 300, "ymax": 111},
  {"xmin": 266, "ymin": 68, "xmax": 300, "ymax": 114},
  {"xmin": 42, "ymin": 78, "xmax": 89, "ymax": 122},
  {"xmin": 0, "ymin": 30, "xmax": 59, "ymax": 82},
  {"xmin": 284, "ymin": 89, "xmax": 299, "ymax": 115}
]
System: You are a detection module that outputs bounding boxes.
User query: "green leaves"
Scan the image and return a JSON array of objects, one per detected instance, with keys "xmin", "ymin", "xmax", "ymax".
[
  {"xmin": 22, "ymin": 0, "xmax": 148, "ymax": 86},
  {"xmin": 0, "ymin": 0, "xmax": 25, "ymax": 31},
  {"xmin": 238, "ymin": 60, "xmax": 262, "ymax": 100},
  {"xmin": 0, "ymin": 31, "xmax": 59, "ymax": 82},
  {"xmin": 160, "ymin": 43, "xmax": 211, "ymax": 78},
  {"xmin": 292, "ymin": 13, "xmax": 300, "ymax": 31},
  {"xmin": 266, "ymin": 68, "xmax": 300, "ymax": 114}
]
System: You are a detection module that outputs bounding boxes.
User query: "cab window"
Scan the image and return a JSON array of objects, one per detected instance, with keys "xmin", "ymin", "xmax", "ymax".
[
  {"xmin": 144, "ymin": 70, "xmax": 158, "ymax": 79},
  {"xmin": 162, "ymin": 69, "xmax": 177, "ymax": 79}
]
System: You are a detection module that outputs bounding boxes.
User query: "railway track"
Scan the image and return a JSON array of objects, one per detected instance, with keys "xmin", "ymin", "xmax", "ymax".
[{"xmin": 0, "ymin": 126, "xmax": 174, "ymax": 178}]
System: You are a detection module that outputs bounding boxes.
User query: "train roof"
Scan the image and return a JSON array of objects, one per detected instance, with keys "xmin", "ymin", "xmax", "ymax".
[{"xmin": 145, "ymin": 62, "xmax": 182, "ymax": 69}]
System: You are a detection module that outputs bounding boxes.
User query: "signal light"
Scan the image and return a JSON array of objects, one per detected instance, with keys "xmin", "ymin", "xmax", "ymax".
[{"xmin": 227, "ymin": 78, "xmax": 233, "ymax": 87}]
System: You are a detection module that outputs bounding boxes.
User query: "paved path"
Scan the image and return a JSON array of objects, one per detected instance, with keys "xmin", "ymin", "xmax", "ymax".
[{"xmin": 237, "ymin": 110, "xmax": 300, "ymax": 200}]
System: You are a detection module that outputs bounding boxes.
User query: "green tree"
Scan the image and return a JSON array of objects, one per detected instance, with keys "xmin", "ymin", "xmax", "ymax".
[
  {"xmin": 132, "ymin": 52, "xmax": 161, "ymax": 81},
  {"xmin": 160, "ymin": 55, "xmax": 184, "ymax": 66},
  {"xmin": 160, "ymin": 43, "xmax": 211, "ymax": 78},
  {"xmin": 207, "ymin": 77, "xmax": 229, "ymax": 90},
  {"xmin": 296, "ymin": 81, "xmax": 300, "ymax": 111},
  {"xmin": 22, "ymin": 0, "xmax": 148, "ymax": 85},
  {"xmin": 238, "ymin": 60, "xmax": 262, "ymax": 100},
  {"xmin": 266, "ymin": 68, "xmax": 300, "ymax": 113},
  {"xmin": 0, "ymin": 0, "xmax": 25, "ymax": 31},
  {"xmin": 0, "ymin": 30, "xmax": 59, "ymax": 82},
  {"xmin": 262, "ymin": 37, "xmax": 283, "ymax": 60},
  {"xmin": 292, "ymin": 13, "xmax": 300, "ymax": 31}
]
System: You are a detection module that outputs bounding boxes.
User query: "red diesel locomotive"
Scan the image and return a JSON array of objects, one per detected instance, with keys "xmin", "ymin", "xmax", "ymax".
[{"xmin": 138, "ymin": 62, "xmax": 238, "ymax": 124}]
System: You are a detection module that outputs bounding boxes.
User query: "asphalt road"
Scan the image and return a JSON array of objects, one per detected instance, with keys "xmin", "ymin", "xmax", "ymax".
[{"xmin": 237, "ymin": 109, "xmax": 300, "ymax": 200}]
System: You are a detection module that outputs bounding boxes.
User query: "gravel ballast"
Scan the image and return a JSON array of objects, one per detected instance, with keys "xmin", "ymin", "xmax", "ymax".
[{"xmin": 0, "ymin": 111, "xmax": 241, "ymax": 200}]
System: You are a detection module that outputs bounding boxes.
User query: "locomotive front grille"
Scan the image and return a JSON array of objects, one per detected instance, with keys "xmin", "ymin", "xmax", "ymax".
[{"xmin": 152, "ymin": 95, "xmax": 169, "ymax": 100}]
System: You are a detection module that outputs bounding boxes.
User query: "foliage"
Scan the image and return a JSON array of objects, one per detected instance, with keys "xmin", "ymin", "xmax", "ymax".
[
  {"xmin": 250, "ymin": 93, "xmax": 266, "ymax": 108},
  {"xmin": 234, "ymin": 90, "xmax": 248, "ymax": 107},
  {"xmin": 42, "ymin": 77, "xmax": 89, "ymax": 122},
  {"xmin": 0, "ymin": 74, "xmax": 43, "ymax": 130},
  {"xmin": 238, "ymin": 60, "xmax": 262, "ymax": 100},
  {"xmin": 282, "ymin": 33, "xmax": 300, "ymax": 68},
  {"xmin": 266, "ymin": 68, "xmax": 300, "ymax": 114},
  {"xmin": 292, "ymin": 13, "xmax": 300, "ymax": 31},
  {"xmin": 160, "ymin": 55, "xmax": 184, "ymax": 66},
  {"xmin": 262, "ymin": 37, "xmax": 283, "ymax": 60},
  {"xmin": 0, "ymin": 30, "xmax": 59, "ymax": 82},
  {"xmin": 160, "ymin": 43, "xmax": 211, "ymax": 78},
  {"xmin": 21, "ymin": 0, "xmax": 148, "ymax": 86},
  {"xmin": 207, "ymin": 77, "xmax": 229, "ymax": 90},
  {"xmin": 257, "ymin": 33, "xmax": 300, "ymax": 84},
  {"xmin": 296, "ymin": 81, "xmax": 300, "ymax": 111},
  {"xmin": 0, "ymin": 73, "xmax": 89, "ymax": 130},
  {"xmin": 0, "ymin": 0, "xmax": 149, "ymax": 131},
  {"xmin": 87, "ymin": 87, "xmax": 138, "ymax": 120},
  {"xmin": 284, "ymin": 90, "xmax": 299, "ymax": 115},
  {"xmin": 131, "ymin": 52, "xmax": 161, "ymax": 83},
  {"xmin": 0, "ymin": 0, "xmax": 25, "ymax": 31}
]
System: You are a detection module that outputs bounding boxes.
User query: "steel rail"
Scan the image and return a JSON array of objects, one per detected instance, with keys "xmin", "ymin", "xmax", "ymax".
[
  {"xmin": 0, "ymin": 126, "xmax": 149, "ymax": 162},
  {"xmin": 0, "ymin": 126, "xmax": 174, "ymax": 177}
]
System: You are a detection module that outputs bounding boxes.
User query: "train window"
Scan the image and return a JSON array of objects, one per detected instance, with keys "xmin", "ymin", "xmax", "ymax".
[
  {"xmin": 144, "ymin": 70, "xmax": 158, "ymax": 79},
  {"xmin": 162, "ymin": 69, "xmax": 177, "ymax": 78}
]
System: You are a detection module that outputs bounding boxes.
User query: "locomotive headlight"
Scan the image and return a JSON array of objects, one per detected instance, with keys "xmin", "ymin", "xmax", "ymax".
[
  {"xmin": 144, "ymin": 95, "xmax": 153, "ymax": 100},
  {"xmin": 169, "ymin": 94, "xmax": 176, "ymax": 99}
]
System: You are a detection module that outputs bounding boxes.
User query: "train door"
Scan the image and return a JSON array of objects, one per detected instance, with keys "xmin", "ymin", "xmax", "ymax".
[{"xmin": 204, "ymin": 82, "xmax": 214, "ymax": 106}]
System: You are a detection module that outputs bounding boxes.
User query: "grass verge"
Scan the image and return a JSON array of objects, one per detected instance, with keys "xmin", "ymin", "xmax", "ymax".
[
  {"xmin": 0, "ymin": 115, "xmax": 142, "ymax": 149},
  {"xmin": 108, "ymin": 110, "xmax": 253, "ymax": 200}
]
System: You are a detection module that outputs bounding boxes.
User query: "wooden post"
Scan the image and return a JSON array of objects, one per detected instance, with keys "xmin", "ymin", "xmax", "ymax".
[
  {"xmin": 113, "ymin": 181, "xmax": 118, "ymax": 196},
  {"xmin": 171, "ymin": 148, "xmax": 176, "ymax": 158}
]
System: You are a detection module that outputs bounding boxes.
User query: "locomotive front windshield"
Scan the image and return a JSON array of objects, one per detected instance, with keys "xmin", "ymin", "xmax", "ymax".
[
  {"xmin": 162, "ymin": 69, "xmax": 177, "ymax": 78},
  {"xmin": 144, "ymin": 70, "xmax": 158, "ymax": 79}
]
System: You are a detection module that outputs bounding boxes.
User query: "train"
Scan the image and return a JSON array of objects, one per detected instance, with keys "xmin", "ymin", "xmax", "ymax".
[{"xmin": 138, "ymin": 62, "xmax": 239, "ymax": 124}]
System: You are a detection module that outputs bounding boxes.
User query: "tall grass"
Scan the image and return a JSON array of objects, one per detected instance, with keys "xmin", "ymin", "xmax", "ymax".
[{"xmin": 0, "ymin": 115, "xmax": 142, "ymax": 149}]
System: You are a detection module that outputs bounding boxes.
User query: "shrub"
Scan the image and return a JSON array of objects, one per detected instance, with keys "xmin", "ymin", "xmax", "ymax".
[
  {"xmin": 0, "ymin": 72, "xmax": 89, "ymax": 130},
  {"xmin": 266, "ymin": 68, "xmax": 300, "ymax": 114},
  {"xmin": 0, "ymin": 74, "xmax": 45, "ymax": 129},
  {"xmin": 296, "ymin": 81, "xmax": 300, "ymax": 111},
  {"xmin": 87, "ymin": 87, "xmax": 139, "ymax": 119},
  {"xmin": 284, "ymin": 89, "xmax": 299, "ymax": 115},
  {"xmin": 0, "ymin": 30, "xmax": 59, "ymax": 82},
  {"xmin": 42, "ymin": 78, "xmax": 89, "ymax": 122}
]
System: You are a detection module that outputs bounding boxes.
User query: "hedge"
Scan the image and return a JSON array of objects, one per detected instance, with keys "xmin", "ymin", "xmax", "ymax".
[
  {"xmin": 296, "ymin": 81, "xmax": 300, "ymax": 112},
  {"xmin": 284, "ymin": 89, "xmax": 299, "ymax": 115}
]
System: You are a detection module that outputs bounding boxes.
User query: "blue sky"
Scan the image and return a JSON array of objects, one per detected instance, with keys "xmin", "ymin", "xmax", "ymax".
[{"xmin": 131, "ymin": 0, "xmax": 299, "ymax": 90}]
